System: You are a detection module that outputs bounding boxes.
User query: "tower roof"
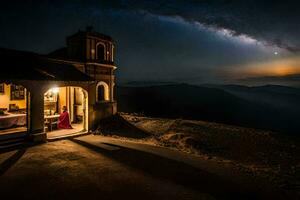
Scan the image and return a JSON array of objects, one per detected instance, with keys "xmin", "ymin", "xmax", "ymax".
[{"xmin": 67, "ymin": 27, "xmax": 113, "ymax": 42}]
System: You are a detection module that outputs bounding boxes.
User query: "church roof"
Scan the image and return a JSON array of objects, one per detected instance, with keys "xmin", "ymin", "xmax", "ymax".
[{"xmin": 0, "ymin": 48, "xmax": 94, "ymax": 82}]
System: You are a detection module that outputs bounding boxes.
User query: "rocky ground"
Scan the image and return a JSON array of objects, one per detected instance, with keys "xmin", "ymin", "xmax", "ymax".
[{"xmin": 97, "ymin": 113, "xmax": 300, "ymax": 198}]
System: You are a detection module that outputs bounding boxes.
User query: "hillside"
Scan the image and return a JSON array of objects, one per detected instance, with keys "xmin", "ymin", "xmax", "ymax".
[
  {"xmin": 205, "ymin": 84, "xmax": 300, "ymax": 112},
  {"xmin": 116, "ymin": 84, "xmax": 300, "ymax": 135}
]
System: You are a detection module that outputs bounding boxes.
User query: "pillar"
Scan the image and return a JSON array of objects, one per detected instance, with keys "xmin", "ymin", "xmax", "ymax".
[{"xmin": 29, "ymin": 88, "xmax": 46, "ymax": 142}]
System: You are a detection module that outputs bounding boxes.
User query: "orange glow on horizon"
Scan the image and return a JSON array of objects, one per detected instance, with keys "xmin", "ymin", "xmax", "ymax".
[
  {"xmin": 272, "ymin": 66, "xmax": 298, "ymax": 76},
  {"xmin": 227, "ymin": 56, "xmax": 300, "ymax": 79}
]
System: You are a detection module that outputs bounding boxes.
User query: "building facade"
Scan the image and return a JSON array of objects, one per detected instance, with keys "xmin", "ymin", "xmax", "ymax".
[{"xmin": 0, "ymin": 27, "xmax": 117, "ymax": 142}]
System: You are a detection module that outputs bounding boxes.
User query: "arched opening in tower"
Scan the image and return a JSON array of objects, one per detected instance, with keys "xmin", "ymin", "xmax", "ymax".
[{"xmin": 97, "ymin": 44, "xmax": 105, "ymax": 61}]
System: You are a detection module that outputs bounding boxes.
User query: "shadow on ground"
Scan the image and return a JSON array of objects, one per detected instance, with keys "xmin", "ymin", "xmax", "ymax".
[
  {"xmin": 94, "ymin": 115, "xmax": 150, "ymax": 139},
  {"xmin": 70, "ymin": 138, "xmax": 275, "ymax": 200},
  {"xmin": 0, "ymin": 148, "xmax": 26, "ymax": 175}
]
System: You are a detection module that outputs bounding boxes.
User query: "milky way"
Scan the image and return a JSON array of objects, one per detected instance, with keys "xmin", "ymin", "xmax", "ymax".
[{"xmin": 0, "ymin": 0, "xmax": 299, "ymax": 85}]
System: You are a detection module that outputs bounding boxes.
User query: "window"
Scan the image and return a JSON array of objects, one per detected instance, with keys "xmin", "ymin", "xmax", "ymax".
[
  {"xmin": 96, "ymin": 82, "xmax": 109, "ymax": 102},
  {"xmin": 97, "ymin": 43, "xmax": 105, "ymax": 61},
  {"xmin": 97, "ymin": 85, "xmax": 105, "ymax": 101}
]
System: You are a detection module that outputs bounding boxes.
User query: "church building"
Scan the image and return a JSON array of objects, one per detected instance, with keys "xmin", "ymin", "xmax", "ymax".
[{"xmin": 0, "ymin": 27, "xmax": 117, "ymax": 142}]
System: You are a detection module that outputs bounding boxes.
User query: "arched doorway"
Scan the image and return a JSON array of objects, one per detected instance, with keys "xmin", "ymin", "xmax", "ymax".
[
  {"xmin": 44, "ymin": 86, "xmax": 88, "ymax": 139},
  {"xmin": 0, "ymin": 83, "xmax": 29, "ymax": 136}
]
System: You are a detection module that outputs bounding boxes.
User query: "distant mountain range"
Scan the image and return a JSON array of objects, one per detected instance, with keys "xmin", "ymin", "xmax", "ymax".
[
  {"xmin": 203, "ymin": 84, "xmax": 300, "ymax": 112},
  {"xmin": 237, "ymin": 74, "xmax": 300, "ymax": 88},
  {"xmin": 117, "ymin": 83, "xmax": 300, "ymax": 135},
  {"xmin": 121, "ymin": 81, "xmax": 179, "ymax": 87}
]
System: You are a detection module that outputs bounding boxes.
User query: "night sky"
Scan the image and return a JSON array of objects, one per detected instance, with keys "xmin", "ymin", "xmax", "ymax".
[{"xmin": 1, "ymin": 0, "xmax": 300, "ymax": 85}]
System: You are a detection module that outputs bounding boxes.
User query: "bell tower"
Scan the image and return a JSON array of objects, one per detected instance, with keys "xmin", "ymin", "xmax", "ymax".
[
  {"xmin": 66, "ymin": 26, "xmax": 114, "ymax": 64},
  {"xmin": 66, "ymin": 27, "xmax": 117, "ymax": 128}
]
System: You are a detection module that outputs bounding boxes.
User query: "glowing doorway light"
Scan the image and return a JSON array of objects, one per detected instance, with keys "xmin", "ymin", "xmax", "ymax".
[{"xmin": 50, "ymin": 87, "xmax": 59, "ymax": 94}]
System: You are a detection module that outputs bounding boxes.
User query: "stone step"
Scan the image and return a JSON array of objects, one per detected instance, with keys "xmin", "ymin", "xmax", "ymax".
[
  {"xmin": 0, "ymin": 136, "xmax": 26, "ymax": 151},
  {"xmin": 47, "ymin": 131, "xmax": 90, "ymax": 142}
]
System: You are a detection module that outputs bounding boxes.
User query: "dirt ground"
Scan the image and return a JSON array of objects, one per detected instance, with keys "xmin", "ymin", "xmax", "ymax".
[
  {"xmin": 113, "ymin": 114, "xmax": 300, "ymax": 198},
  {"xmin": 0, "ymin": 135, "xmax": 293, "ymax": 200}
]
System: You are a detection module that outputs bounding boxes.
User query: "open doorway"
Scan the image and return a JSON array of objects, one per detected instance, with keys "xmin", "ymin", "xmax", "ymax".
[
  {"xmin": 44, "ymin": 86, "xmax": 88, "ymax": 139},
  {"xmin": 0, "ymin": 83, "xmax": 28, "ymax": 137}
]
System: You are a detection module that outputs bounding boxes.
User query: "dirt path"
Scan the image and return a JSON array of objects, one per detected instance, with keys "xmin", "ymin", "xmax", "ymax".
[{"xmin": 0, "ymin": 135, "xmax": 292, "ymax": 200}]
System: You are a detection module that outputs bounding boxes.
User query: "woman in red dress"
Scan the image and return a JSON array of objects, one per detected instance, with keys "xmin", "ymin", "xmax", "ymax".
[{"xmin": 57, "ymin": 106, "xmax": 72, "ymax": 129}]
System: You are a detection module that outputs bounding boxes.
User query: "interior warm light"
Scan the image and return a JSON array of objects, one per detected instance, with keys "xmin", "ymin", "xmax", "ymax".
[{"xmin": 51, "ymin": 87, "xmax": 59, "ymax": 94}]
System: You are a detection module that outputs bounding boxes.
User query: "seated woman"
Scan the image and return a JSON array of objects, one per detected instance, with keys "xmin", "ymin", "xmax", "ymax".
[{"xmin": 57, "ymin": 106, "xmax": 72, "ymax": 129}]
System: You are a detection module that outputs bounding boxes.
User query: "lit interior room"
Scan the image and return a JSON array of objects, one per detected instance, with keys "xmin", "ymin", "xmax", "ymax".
[
  {"xmin": 44, "ymin": 86, "xmax": 87, "ymax": 138},
  {"xmin": 0, "ymin": 83, "xmax": 28, "ymax": 136}
]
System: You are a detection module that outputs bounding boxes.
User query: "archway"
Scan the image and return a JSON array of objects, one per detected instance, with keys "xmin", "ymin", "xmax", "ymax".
[
  {"xmin": 96, "ymin": 43, "xmax": 105, "ymax": 61},
  {"xmin": 96, "ymin": 81, "xmax": 109, "ymax": 102},
  {"xmin": 44, "ymin": 86, "xmax": 88, "ymax": 139},
  {"xmin": 0, "ymin": 83, "xmax": 29, "ymax": 136}
]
